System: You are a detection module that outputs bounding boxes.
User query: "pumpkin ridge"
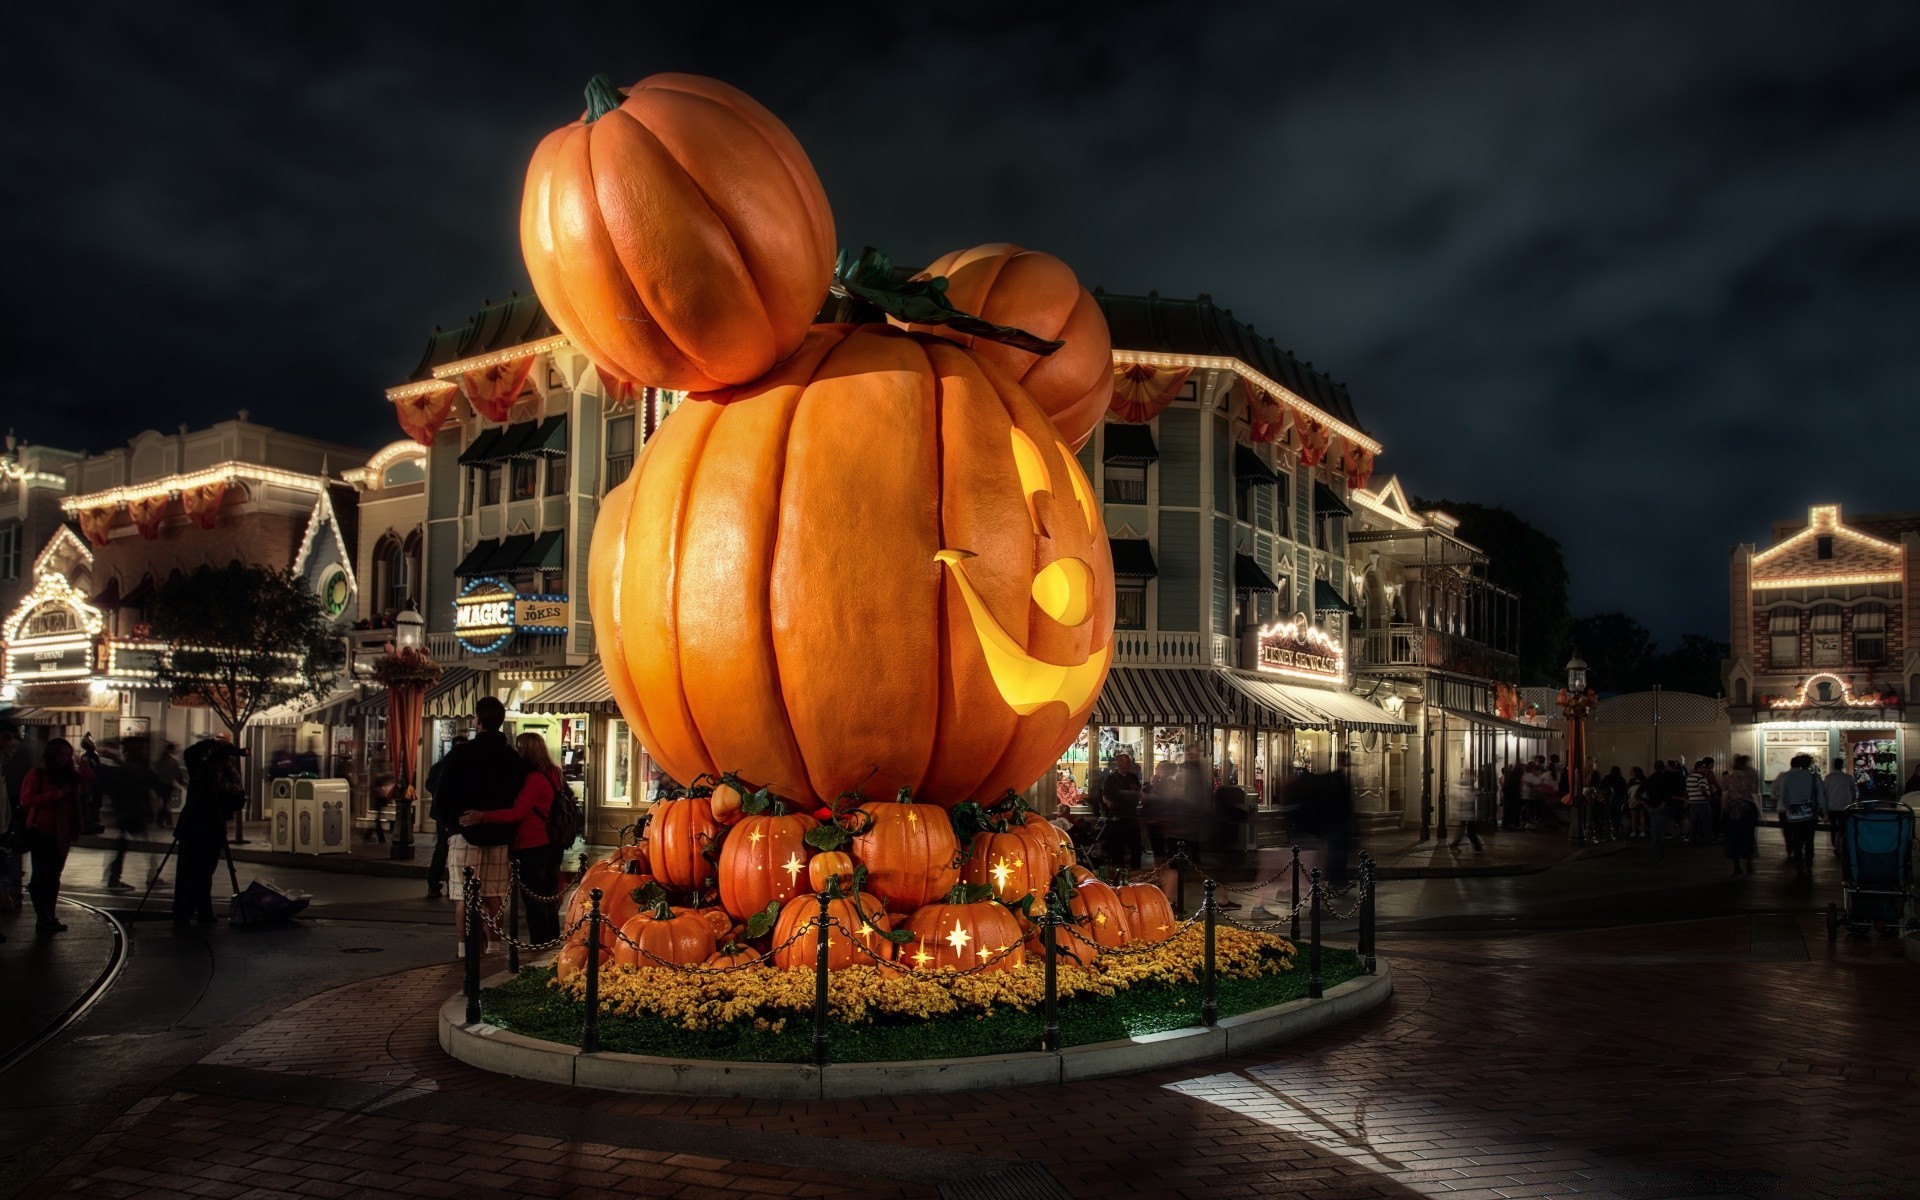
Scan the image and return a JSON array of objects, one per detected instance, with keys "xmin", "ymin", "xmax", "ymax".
[
  {"xmin": 664, "ymin": 403, "xmax": 726, "ymax": 777},
  {"xmin": 592, "ymin": 469, "xmax": 650, "ymax": 756},
  {"xmin": 521, "ymin": 131, "xmax": 622, "ymax": 376},
  {"xmin": 588, "ymin": 109, "xmax": 772, "ymax": 384}
]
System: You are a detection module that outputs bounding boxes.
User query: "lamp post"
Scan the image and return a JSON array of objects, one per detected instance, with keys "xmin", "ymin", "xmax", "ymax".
[
  {"xmin": 1558, "ymin": 652, "xmax": 1597, "ymax": 846},
  {"xmin": 380, "ymin": 601, "xmax": 439, "ymax": 862}
]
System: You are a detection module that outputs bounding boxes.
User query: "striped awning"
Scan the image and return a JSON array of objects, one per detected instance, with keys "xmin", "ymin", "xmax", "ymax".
[
  {"xmin": 1287, "ymin": 684, "xmax": 1414, "ymax": 733},
  {"xmin": 520, "ymin": 659, "xmax": 617, "ymax": 714},
  {"xmin": 1218, "ymin": 671, "xmax": 1333, "ymax": 730},
  {"xmin": 1091, "ymin": 667, "xmax": 1233, "ymax": 727},
  {"xmin": 425, "ymin": 666, "xmax": 485, "ymax": 719},
  {"xmin": 1434, "ymin": 706, "xmax": 1548, "ymax": 736},
  {"xmin": 354, "ymin": 688, "xmax": 389, "ymax": 719},
  {"xmin": 250, "ymin": 686, "xmax": 357, "ymax": 729}
]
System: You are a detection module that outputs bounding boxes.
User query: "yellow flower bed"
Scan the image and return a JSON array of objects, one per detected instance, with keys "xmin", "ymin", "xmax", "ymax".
[{"xmin": 551, "ymin": 925, "xmax": 1295, "ymax": 1031}]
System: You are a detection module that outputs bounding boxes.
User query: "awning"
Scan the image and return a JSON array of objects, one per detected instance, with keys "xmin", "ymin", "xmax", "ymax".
[
  {"xmin": 250, "ymin": 686, "xmax": 356, "ymax": 729},
  {"xmin": 302, "ymin": 688, "xmax": 359, "ymax": 728},
  {"xmin": 457, "ymin": 426, "xmax": 508, "ymax": 465},
  {"xmin": 454, "ymin": 539, "xmax": 499, "ymax": 576},
  {"xmin": 508, "ymin": 415, "xmax": 568, "ymax": 459},
  {"xmin": 0, "ymin": 706, "xmax": 57, "ymax": 725},
  {"xmin": 1435, "ymin": 706, "xmax": 1550, "ymax": 737},
  {"xmin": 520, "ymin": 659, "xmax": 618, "ymax": 714},
  {"xmin": 1234, "ymin": 444, "xmax": 1279, "ymax": 486},
  {"xmin": 1217, "ymin": 671, "xmax": 1332, "ymax": 730},
  {"xmin": 484, "ymin": 533, "xmax": 536, "ymax": 573},
  {"xmin": 91, "ymin": 578, "xmax": 122, "ymax": 609},
  {"xmin": 1091, "ymin": 667, "xmax": 1233, "ymax": 727},
  {"xmin": 1103, "ymin": 424, "xmax": 1158, "ymax": 465},
  {"xmin": 1312, "ymin": 480, "xmax": 1352, "ymax": 517},
  {"xmin": 528, "ymin": 529, "xmax": 565, "ymax": 571},
  {"xmin": 425, "ymin": 666, "xmax": 485, "ymax": 719},
  {"xmin": 1314, "ymin": 578, "xmax": 1356, "ymax": 615},
  {"xmin": 1110, "ymin": 538, "xmax": 1158, "ymax": 579},
  {"xmin": 1233, "ymin": 553, "xmax": 1278, "ymax": 593},
  {"xmin": 354, "ymin": 688, "xmax": 389, "ymax": 719},
  {"xmin": 1282, "ymin": 684, "xmax": 1414, "ymax": 733}
]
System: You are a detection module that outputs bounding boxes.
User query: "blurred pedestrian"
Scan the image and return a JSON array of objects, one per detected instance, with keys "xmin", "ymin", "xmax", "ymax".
[
  {"xmin": 174, "ymin": 739, "xmax": 247, "ymax": 926},
  {"xmin": 424, "ymin": 733, "xmax": 468, "ymax": 899},
  {"xmin": 1685, "ymin": 757, "xmax": 1720, "ymax": 844},
  {"xmin": 1645, "ymin": 760, "xmax": 1683, "ymax": 860},
  {"xmin": 1601, "ymin": 766, "xmax": 1628, "ymax": 840},
  {"xmin": 1821, "ymin": 757, "xmax": 1855, "ymax": 850},
  {"xmin": 1321, "ymin": 753, "xmax": 1355, "ymax": 887},
  {"xmin": 1626, "ymin": 766, "xmax": 1648, "ymax": 838},
  {"xmin": 19, "ymin": 738, "xmax": 92, "ymax": 932},
  {"xmin": 1448, "ymin": 762, "xmax": 1485, "ymax": 854},
  {"xmin": 1721, "ymin": 754, "xmax": 1760, "ymax": 876},
  {"xmin": 153, "ymin": 742, "xmax": 185, "ymax": 830},
  {"xmin": 1774, "ymin": 753, "xmax": 1822, "ymax": 876},
  {"xmin": 100, "ymin": 735, "xmax": 163, "ymax": 891},
  {"xmin": 1499, "ymin": 762, "xmax": 1522, "ymax": 830},
  {"xmin": 1098, "ymin": 752, "xmax": 1145, "ymax": 870}
]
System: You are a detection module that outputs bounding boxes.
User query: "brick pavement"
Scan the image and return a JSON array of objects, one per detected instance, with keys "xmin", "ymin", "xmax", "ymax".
[{"xmin": 21, "ymin": 914, "xmax": 1919, "ymax": 1199}]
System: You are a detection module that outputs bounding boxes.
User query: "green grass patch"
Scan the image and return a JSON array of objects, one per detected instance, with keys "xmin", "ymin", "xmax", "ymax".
[{"xmin": 481, "ymin": 951, "xmax": 1364, "ymax": 1063}]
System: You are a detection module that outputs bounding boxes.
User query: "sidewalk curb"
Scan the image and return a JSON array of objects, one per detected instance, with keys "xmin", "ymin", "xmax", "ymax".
[{"xmin": 75, "ymin": 834, "xmax": 433, "ymax": 880}]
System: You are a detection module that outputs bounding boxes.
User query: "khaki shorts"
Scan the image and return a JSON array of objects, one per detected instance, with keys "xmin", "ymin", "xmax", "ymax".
[{"xmin": 447, "ymin": 839, "xmax": 509, "ymax": 899}]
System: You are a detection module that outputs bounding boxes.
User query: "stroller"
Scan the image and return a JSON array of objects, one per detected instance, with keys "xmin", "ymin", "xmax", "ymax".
[{"xmin": 1827, "ymin": 801, "xmax": 1915, "ymax": 942}]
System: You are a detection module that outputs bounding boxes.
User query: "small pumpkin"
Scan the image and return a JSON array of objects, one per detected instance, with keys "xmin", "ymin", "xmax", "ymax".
[
  {"xmin": 901, "ymin": 884, "xmax": 1027, "ymax": 973},
  {"xmin": 959, "ymin": 827, "xmax": 1050, "ymax": 908},
  {"xmin": 1116, "ymin": 881, "xmax": 1179, "ymax": 944},
  {"xmin": 896, "ymin": 244, "xmax": 1112, "ymax": 450},
  {"xmin": 709, "ymin": 773, "xmax": 749, "ymax": 824},
  {"xmin": 519, "ymin": 73, "xmax": 835, "ymax": 394},
  {"xmin": 554, "ymin": 920, "xmax": 619, "ymax": 982},
  {"xmin": 692, "ymin": 907, "xmax": 735, "ymax": 939},
  {"xmin": 705, "ymin": 942, "xmax": 762, "ymax": 970},
  {"xmin": 645, "ymin": 795, "xmax": 721, "ymax": 892},
  {"xmin": 852, "ymin": 788, "xmax": 962, "ymax": 914},
  {"xmin": 769, "ymin": 888, "xmax": 895, "ymax": 971},
  {"xmin": 807, "ymin": 849, "xmax": 855, "ymax": 894},
  {"xmin": 717, "ymin": 789, "xmax": 818, "ymax": 920},
  {"xmin": 614, "ymin": 887, "xmax": 717, "ymax": 969},
  {"xmin": 1069, "ymin": 876, "xmax": 1133, "ymax": 954},
  {"xmin": 566, "ymin": 873, "xmax": 657, "ymax": 934}
]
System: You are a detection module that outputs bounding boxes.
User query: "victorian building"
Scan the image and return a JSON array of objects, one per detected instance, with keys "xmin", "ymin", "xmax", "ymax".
[{"xmin": 1726, "ymin": 503, "xmax": 1917, "ymax": 802}]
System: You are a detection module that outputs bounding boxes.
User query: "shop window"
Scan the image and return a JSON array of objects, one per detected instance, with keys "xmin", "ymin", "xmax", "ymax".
[
  {"xmin": 482, "ymin": 463, "xmax": 503, "ymax": 506},
  {"xmin": 383, "ymin": 540, "xmax": 410, "ymax": 613},
  {"xmin": 1274, "ymin": 473, "xmax": 1290, "ymax": 534},
  {"xmin": 0, "ymin": 522, "xmax": 19, "ymax": 581},
  {"xmin": 541, "ymin": 567, "xmax": 567, "ymax": 596},
  {"xmin": 1810, "ymin": 603, "xmax": 1842, "ymax": 667},
  {"xmin": 1733, "ymin": 678, "xmax": 1748, "ymax": 706},
  {"xmin": 545, "ymin": 452, "xmax": 568, "ymax": 496},
  {"xmin": 1853, "ymin": 602, "xmax": 1886, "ymax": 663},
  {"xmin": 605, "ymin": 415, "xmax": 636, "ymax": 491},
  {"xmin": 1768, "ymin": 608, "xmax": 1799, "ymax": 668},
  {"xmin": 1115, "ymin": 581, "xmax": 1146, "ymax": 630},
  {"xmin": 511, "ymin": 457, "xmax": 539, "ymax": 501},
  {"xmin": 1105, "ymin": 463, "xmax": 1146, "ymax": 504}
]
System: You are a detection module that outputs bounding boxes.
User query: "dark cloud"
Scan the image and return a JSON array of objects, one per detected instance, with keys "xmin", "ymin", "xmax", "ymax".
[{"xmin": 4, "ymin": 0, "xmax": 1917, "ymax": 643}]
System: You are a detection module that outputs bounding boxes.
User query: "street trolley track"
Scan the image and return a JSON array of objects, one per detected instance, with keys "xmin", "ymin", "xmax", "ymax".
[{"xmin": 0, "ymin": 898, "xmax": 129, "ymax": 1075}]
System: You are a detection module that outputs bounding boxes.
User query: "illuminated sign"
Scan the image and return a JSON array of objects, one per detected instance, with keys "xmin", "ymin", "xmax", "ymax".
[
  {"xmin": 1255, "ymin": 613, "xmax": 1346, "ymax": 683},
  {"xmin": 5, "ymin": 643, "xmax": 93, "ymax": 679},
  {"xmin": 454, "ymin": 577, "xmax": 568, "ymax": 655}
]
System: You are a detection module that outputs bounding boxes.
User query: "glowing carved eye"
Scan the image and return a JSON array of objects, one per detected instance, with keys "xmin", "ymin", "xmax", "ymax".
[
  {"xmin": 1032, "ymin": 557, "xmax": 1093, "ymax": 626},
  {"xmin": 1057, "ymin": 440, "xmax": 1099, "ymax": 534},
  {"xmin": 1009, "ymin": 427, "xmax": 1050, "ymax": 534}
]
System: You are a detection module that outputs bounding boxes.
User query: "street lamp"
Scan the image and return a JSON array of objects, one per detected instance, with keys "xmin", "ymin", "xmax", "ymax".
[
  {"xmin": 1566, "ymin": 653, "xmax": 1588, "ymax": 696},
  {"xmin": 1558, "ymin": 651, "xmax": 1597, "ymax": 845},
  {"xmin": 377, "ymin": 600, "xmax": 439, "ymax": 862}
]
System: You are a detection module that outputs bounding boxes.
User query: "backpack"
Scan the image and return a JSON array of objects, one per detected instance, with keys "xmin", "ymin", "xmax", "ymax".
[{"xmin": 541, "ymin": 770, "xmax": 583, "ymax": 851}]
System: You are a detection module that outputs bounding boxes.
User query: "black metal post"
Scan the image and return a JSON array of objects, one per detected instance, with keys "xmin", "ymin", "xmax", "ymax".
[
  {"xmin": 506, "ymin": 872, "xmax": 521, "ymax": 974},
  {"xmin": 1308, "ymin": 868, "xmax": 1323, "ymax": 999},
  {"xmin": 1171, "ymin": 840, "xmax": 1186, "ymax": 918},
  {"xmin": 1041, "ymin": 908, "xmax": 1060, "ymax": 1052},
  {"xmin": 1289, "ymin": 845, "xmax": 1301, "ymax": 942},
  {"xmin": 1361, "ymin": 853, "xmax": 1377, "ymax": 975},
  {"xmin": 581, "ymin": 888, "xmax": 602, "ymax": 1053},
  {"xmin": 1201, "ymin": 879, "xmax": 1219, "ymax": 1027},
  {"xmin": 462, "ymin": 866, "xmax": 481, "ymax": 1024},
  {"xmin": 391, "ymin": 790, "xmax": 416, "ymax": 861},
  {"xmin": 812, "ymin": 892, "xmax": 833, "ymax": 1067}
]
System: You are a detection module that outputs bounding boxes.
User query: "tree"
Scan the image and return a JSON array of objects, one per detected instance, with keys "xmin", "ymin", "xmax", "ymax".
[
  {"xmin": 1650, "ymin": 634, "xmax": 1729, "ymax": 697},
  {"xmin": 1412, "ymin": 498, "xmax": 1570, "ymax": 685},
  {"xmin": 147, "ymin": 563, "xmax": 343, "ymax": 739},
  {"xmin": 1567, "ymin": 612, "xmax": 1657, "ymax": 694}
]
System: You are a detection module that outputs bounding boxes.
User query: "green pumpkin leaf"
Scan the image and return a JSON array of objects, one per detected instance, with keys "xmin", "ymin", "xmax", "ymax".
[
  {"xmin": 741, "ymin": 787, "xmax": 776, "ymax": 817},
  {"xmin": 804, "ymin": 823, "xmax": 850, "ymax": 852},
  {"xmin": 636, "ymin": 881, "xmax": 671, "ymax": 919},
  {"xmin": 945, "ymin": 882, "xmax": 997, "ymax": 905},
  {"xmin": 883, "ymin": 927, "xmax": 915, "ymax": 945},
  {"xmin": 743, "ymin": 901, "xmax": 780, "ymax": 940},
  {"xmin": 832, "ymin": 247, "xmax": 1065, "ymax": 357}
]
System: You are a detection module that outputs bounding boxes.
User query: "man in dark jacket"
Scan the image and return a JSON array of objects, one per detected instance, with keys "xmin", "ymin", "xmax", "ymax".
[
  {"xmin": 436, "ymin": 697, "xmax": 524, "ymax": 955},
  {"xmin": 174, "ymin": 739, "xmax": 247, "ymax": 926},
  {"xmin": 1098, "ymin": 753, "xmax": 1145, "ymax": 869},
  {"xmin": 424, "ymin": 732, "xmax": 469, "ymax": 899}
]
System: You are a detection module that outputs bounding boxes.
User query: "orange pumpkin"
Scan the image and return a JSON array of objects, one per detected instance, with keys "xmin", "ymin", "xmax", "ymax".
[
  {"xmin": 519, "ymin": 73, "xmax": 835, "ymax": 394},
  {"xmin": 769, "ymin": 889, "xmax": 894, "ymax": 971},
  {"xmin": 851, "ymin": 908, "xmax": 900, "ymax": 965},
  {"xmin": 645, "ymin": 796, "xmax": 721, "ymax": 891},
  {"xmin": 1007, "ymin": 810, "xmax": 1070, "ymax": 876},
  {"xmin": 896, "ymin": 244, "xmax": 1112, "ymax": 451},
  {"xmin": 1116, "ymin": 881, "xmax": 1179, "ymax": 944},
  {"xmin": 554, "ymin": 921, "xmax": 619, "ymax": 982},
  {"xmin": 706, "ymin": 943, "xmax": 762, "ymax": 970},
  {"xmin": 807, "ymin": 850, "xmax": 855, "ymax": 893},
  {"xmin": 1069, "ymin": 876, "xmax": 1134, "ymax": 955},
  {"xmin": 615, "ymin": 904, "xmax": 716, "ymax": 969},
  {"xmin": 590, "ymin": 324, "xmax": 1116, "ymax": 811},
  {"xmin": 692, "ymin": 907, "xmax": 735, "ymax": 939},
  {"xmin": 901, "ymin": 892, "xmax": 1027, "ymax": 973},
  {"xmin": 852, "ymin": 790, "xmax": 963, "ymax": 915},
  {"xmin": 567, "ymin": 873, "xmax": 657, "ymax": 934},
  {"xmin": 960, "ymin": 828, "xmax": 1051, "ymax": 908},
  {"xmin": 717, "ymin": 805, "xmax": 818, "ymax": 920},
  {"xmin": 710, "ymin": 776, "xmax": 748, "ymax": 824},
  {"xmin": 572, "ymin": 845, "xmax": 650, "ymax": 917}
]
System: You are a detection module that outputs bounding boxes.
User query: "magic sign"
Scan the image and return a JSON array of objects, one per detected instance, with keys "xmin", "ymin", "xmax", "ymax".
[{"xmin": 454, "ymin": 577, "xmax": 568, "ymax": 654}]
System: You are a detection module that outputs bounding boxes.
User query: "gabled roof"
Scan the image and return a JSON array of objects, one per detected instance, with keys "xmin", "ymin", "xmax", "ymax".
[
  {"xmin": 404, "ymin": 292, "xmax": 560, "ymax": 382},
  {"xmin": 1750, "ymin": 504, "xmax": 1902, "ymax": 586},
  {"xmin": 291, "ymin": 488, "xmax": 357, "ymax": 601},
  {"xmin": 1093, "ymin": 290, "xmax": 1362, "ymax": 430},
  {"xmin": 33, "ymin": 524, "xmax": 92, "ymax": 577}
]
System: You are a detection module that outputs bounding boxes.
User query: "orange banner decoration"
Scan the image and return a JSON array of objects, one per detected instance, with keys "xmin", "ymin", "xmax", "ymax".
[
  {"xmin": 395, "ymin": 386, "xmax": 457, "ymax": 446},
  {"xmin": 1293, "ymin": 408, "xmax": 1334, "ymax": 467},
  {"xmin": 127, "ymin": 495, "xmax": 169, "ymax": 540},
  {"xmin": 78, "ymin": 506, "xmax": 116, "ymax": 547},
  {"xmin": 600, "ymin": 370, "xmax": 640, "ymax": 412},
  {"xmin": 181, "ymin": 481, "xmax": 228, "ymax": 530},
  {"xmin": 1246, "ymin": 386, "xmax": 1287, "ymax": 443},
  {"xmin": 460, "ymin": 356, "xmax": 535, "ymax": 423},
  {"xmin": 1108, "ymin": 363, "xmax": 1192, "ymax": 423},
  {"xmin": 1342, "ymin": 441, "xmax": 1375, "ymax": 490}
]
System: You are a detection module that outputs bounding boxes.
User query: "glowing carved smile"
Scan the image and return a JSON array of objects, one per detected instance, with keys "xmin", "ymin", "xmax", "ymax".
[{"xmin": 934, "ymin": 549, "xmax": 1111, "ymax": 716}]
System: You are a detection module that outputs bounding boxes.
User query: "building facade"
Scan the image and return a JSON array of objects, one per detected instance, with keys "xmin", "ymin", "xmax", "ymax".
[{"xmin": 1726, "ymin": 503, "xmax": 1918, "ymax": 801}]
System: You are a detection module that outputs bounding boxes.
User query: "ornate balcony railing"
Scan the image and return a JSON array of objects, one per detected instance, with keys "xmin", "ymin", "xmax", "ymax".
[
  {"xmin": 1114, "ymin": 630, "xmax": 1226, "ymax": 666},
  {"xmin": 1353, "ymin": 623, "xmax": 1516, "ymax": 679}
]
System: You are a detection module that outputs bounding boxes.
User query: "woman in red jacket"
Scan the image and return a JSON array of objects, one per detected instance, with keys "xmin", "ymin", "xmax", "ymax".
[
  {"xmin": 460, "ymin": 733, "xmax": 564, "ymax": 943},
  {"xmin": 20, "ymin": 738, "xmax": 94, "ymax": 933}
]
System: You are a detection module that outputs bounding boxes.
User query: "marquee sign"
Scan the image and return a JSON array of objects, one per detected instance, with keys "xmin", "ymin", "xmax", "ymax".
[
  {"xmin": 4, "ymin": 641, "xmax": 95, "ymax": 681},
  {"xmin": 1255, "ymin": 613, "xmax": 1346, "ymax": 683},
  {"xmin": 453, "ymin": 577, "xmax": 568, "ymax": 655}
]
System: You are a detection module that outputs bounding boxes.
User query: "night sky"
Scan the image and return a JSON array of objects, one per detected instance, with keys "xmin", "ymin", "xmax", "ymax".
[{"xmin": 5, "ymin": 2, "xmax": 1918, "ymax": 642}]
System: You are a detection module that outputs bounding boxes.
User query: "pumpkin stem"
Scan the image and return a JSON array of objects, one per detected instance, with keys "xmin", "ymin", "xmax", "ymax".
[
  {"xmin": 583, "ymin": 74, "xmax": 624, "ymax": 123},
  {"xmin": 832, "ymin": 246, "xmax": 1066, "ymax": 356}
]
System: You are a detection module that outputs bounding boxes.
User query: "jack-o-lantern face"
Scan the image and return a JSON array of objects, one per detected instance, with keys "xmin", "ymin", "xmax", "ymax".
[{"xmin": 590, "ymin": 322, "xmax": 1116, "ymax": 809}]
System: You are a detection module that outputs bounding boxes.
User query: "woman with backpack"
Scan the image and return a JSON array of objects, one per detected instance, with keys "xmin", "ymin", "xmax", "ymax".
[
  {"xmin": 458, "ymin": 734, "xmax": 573, "ymax": 944},
  {"xmin": 19, "ymin": 738, "xmax": 94, "ymax": 933}
]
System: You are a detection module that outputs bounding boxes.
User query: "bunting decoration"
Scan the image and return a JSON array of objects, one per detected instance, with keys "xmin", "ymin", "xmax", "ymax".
[
  {"xmin": 1341, "ymin": 441, "xmax": 1376, "ymax": 490},
  {"xmin": 1293, "ymin": 408, "xmax": 1334, "ymax": 467},
  {"xmin": 1246, "ymin": 386, "xmax": 1287, "ymax": 443},
  {"xmin": 1108, "ymin": 363, "xmax": 1192, "ymax": 423},
  {"xmin": 181, "ymin": 481, "xmax": 229, "ymax": 530},
  {"xmin": 395, "ymin": 384, "xmax": 457, "ymax": 446},
  {"xmin": 460, "ymin": 356, "xmax": 536, "ymax": 423},
  {"xmin": 77, "ymin": 506, "xmax": 116, "ymax": 547},
  {"xmin": 127, "ymin": 495, "xmax": 169, "ymax": 540}
]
